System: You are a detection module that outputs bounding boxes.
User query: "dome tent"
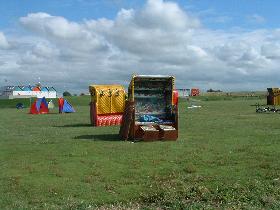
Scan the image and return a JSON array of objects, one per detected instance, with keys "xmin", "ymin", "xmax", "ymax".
[
  {"xmin": 58, "ymin": 98, "xmax": 75, "ymax": 113},
  {"xmin": 16, "ymin": 103, "xmax": 24, "ymax": 109},
  {"xmin": 29, "ymin": 97, "xmax": 49, "ymax": 114},
  {"xmin": 48, "ymin": 100, "xmax": 55, "ymax": 109}
]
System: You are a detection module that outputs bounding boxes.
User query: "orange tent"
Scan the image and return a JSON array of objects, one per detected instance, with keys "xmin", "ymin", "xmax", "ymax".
[{"xmin": 32, "ymin": 86, "xmax": 41, "ymax": 91}]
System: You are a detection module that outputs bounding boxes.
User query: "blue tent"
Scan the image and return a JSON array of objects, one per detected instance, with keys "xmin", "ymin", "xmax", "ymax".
[
  {"xmin": 16, "ymin": 103, "xmax": 24, "ymax": 109},
  {"xmin": 22, "ymin": 86, "xmax": 32, "ymax": 91},
  {"xmin": 36, "ymin": 98, "xmax": 47, "ymax": 111},
  {"xmin": 14, "ymin": 86, "xmax": 22, "ymax": 91},
  {"xmin": 49, "ymin": 87, "xmax": 56, "ymax": 91},
  {"xmin": 41, "ymin": 87, "xmax": 49, "ymax": 91},
  {"xmin": 61, "ymin": 99, "xmax": 75, "ymax": 113}
]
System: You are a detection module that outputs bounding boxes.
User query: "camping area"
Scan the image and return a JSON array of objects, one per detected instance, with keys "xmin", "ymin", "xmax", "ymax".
[{"xmin": 1, "ymin": 94, "xmax": 280, "ymax": 209}]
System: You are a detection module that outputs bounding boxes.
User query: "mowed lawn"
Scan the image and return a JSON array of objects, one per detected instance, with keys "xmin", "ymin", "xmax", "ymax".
[{"xmin": 0, "ymin": 96, "xmax": 280, "ymax": 209}]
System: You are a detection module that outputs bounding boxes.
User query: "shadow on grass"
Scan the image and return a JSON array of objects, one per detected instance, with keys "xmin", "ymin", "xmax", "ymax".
[
  {"xmin": 250, "ymin": 104, "xmax": 266, "ymax": 106},
  {"xmin": 74, "ymin": 134, "xmax": 120, "ymax": 141},
  {"xmin": 54, "ymin": 123, "xmax": 92, "ymax": 128}
]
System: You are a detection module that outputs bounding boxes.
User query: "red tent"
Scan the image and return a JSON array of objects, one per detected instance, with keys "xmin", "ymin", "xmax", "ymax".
[
  {"xmin": 32, "ymin": 86, "xmax": 41, "ymax": 91},
  {"xmin": 30, "ymin": 97, "xmax": 49, "ymax": 114}
]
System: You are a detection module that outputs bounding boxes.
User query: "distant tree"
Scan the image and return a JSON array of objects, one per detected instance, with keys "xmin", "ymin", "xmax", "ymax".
[
  {"xmin": 207, "ymin": 88, "xmax": 223, "ymax": 93},
  {"xmin": 80, "ymin": 93, "xmax": 85, "ymax": 96},
  {"xmin": 63, "ymin": 91, "xmax": 72, "ymax": 97}
]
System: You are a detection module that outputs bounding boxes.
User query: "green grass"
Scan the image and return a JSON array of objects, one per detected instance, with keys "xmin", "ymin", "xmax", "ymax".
[
  {"xmin": 0, "ymin": 96, "xmax": 90, "ymax": 108},
  {"xmin": 0, "ymin": 96, "xmax": 280, "ymax": 209},
  {"xmin": 0, "ymin": 98, "xmax": 32, "ymax": 108},
  {"xmin": 193, "ymin": 95, "xmax": 265, "ymax": 101}
]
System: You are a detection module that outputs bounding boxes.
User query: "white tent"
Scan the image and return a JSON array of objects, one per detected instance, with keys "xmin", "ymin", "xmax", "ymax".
[{"xmin": 48, "ymin": 100, "xmax": 55, "ymax": 109}]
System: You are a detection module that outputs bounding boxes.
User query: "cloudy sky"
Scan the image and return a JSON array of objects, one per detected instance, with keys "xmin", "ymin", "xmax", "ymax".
[{"xmin": 0, "ymin": 0, "xmax": 280, "ymax": 93}]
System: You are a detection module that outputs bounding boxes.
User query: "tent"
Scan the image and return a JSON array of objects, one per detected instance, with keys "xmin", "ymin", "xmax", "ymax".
[
  {"xmin": 58, "ymin": 98, "xmax": 75, "ymax": 113},
  {"xmin": 14, "ymin": 86, "xmax": 22, "ymax": 91},
  {"xmin": 48, "ymin": 100, "xmax": 55, "ymax": 109},
  {"xmin": 16, "ymin": 103, "xmax": 24, "ymax": 109},
  {"xmin": 41, "ymin": 87, "xmax": 49, "ymax": 91},
  {"xmin": 30, "ymin": 97, "xmax": 49, "ymax": 114},
  {"xmin": 22, "ymin": 86, "xmax": 32, "ymax": 91},
  {"xmin": 32, "ymin": 86, "xmax": 41, "ymax": 91}
]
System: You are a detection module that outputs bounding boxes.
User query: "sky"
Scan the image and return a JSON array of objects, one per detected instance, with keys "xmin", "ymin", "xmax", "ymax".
[{"xmin": 0, "ymin": 0, "xmax": 280, "ymax": 93}]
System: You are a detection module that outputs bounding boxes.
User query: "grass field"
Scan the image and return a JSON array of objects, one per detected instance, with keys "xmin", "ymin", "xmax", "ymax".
[{"xmin": 0, "ymin": 96, "xmax": 280, "ymax": 209}]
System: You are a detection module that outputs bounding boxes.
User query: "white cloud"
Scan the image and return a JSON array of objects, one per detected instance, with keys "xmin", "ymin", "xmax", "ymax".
[
  {"xmin": 32, "ymin": 42, "xmax": 60, "ymax": 58},
  {"xmin": 136, "ymin": 0, "xmax": 200, "ymax": 30},
  {"xmin": 261, "ymin": 42, "xmax": 280, "ymax": 59},
  {"xmin": 20, "ymin": 12, "xmax": 110, "ymax": 54},
  {"xmin": 20, "ymin": 13, "xmax": 82, "ymax": 39},
  {"xmin": 1, "ymin": 0, "xmax": 280, "ymax": 92},
  {"xmin": 0, "ymin": 32, "xmax": 10, "ymax": 49}
]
